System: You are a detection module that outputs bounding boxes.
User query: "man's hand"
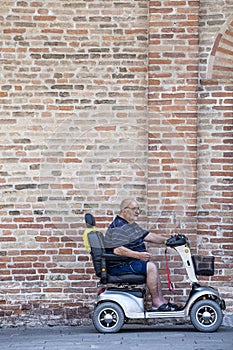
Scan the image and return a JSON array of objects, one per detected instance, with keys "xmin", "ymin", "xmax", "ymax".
[{"xmin": 136, "ymin": 251, "xmax": 151, "ymax": 261}]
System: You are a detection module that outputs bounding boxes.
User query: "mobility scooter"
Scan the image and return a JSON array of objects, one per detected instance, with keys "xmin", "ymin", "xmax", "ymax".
[{"xmin": 84, "ymin": 213, "xmax": 226, "ymax": 333}]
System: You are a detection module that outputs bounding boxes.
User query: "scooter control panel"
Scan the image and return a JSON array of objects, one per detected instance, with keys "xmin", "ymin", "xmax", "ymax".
[{"xmin": 166, "ymin": 234, "xmax": 187, "ymax": 247}]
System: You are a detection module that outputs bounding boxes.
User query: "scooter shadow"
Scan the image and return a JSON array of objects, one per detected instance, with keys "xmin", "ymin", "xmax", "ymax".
[
  {"xmin": 117, "ymin": 323, "xmax": 226, "ymax": 333},
  {"xmin": 120, "ymin": 327, "xmax": 193, "ymax": 333}
]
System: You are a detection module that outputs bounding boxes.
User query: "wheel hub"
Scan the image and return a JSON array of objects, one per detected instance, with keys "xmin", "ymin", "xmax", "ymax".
[
  {"xmin": 104, "ymin": 313, "xmax": 114, "ymax": 324},
  {"xmin": 202, "ymin": 310, "xmax": 211, "ymax": 322},
  {"xmin": 98, "ymin": 308, "xmax": 119, "ymax": 329},
  {"xmin": 197, "ymin": 306, "xmax": 216, "ymax": 326}
]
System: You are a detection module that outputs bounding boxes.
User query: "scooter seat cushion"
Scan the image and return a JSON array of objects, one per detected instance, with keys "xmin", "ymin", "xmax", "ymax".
[{"xmin": 106, "ymin": 273, "xmax": 146, "ymax": 284}]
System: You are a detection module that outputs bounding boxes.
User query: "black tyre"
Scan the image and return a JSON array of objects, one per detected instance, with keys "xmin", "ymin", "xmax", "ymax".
[
  {"xmin": 190, "ymin": 299, "xmax": 223, "ymax": 332},
  {"xmin": 93, "ymin": 302, "xmax": 125, "ymax": 333}
]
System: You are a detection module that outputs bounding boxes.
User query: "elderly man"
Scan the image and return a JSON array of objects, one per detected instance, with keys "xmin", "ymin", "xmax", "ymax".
[{"xmin": 104, "ymin": 198, "xmax": 179, "ymax": 311}]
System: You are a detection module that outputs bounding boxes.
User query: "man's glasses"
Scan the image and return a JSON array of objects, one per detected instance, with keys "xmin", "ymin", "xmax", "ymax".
[{"xmin": 125, "ymin": 207, "xmax": 142, "ymax": 213}]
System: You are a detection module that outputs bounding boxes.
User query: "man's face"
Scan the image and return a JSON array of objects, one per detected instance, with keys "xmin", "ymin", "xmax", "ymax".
[{"xmin": 121, "ymin": 201, "xmax": 141, "ymax": 223}]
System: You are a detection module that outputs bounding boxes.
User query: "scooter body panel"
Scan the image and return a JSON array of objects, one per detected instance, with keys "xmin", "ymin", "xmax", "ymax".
[
  {"xmin": 97, "ymin": 289, "xmax": 145, "ymax": 319},
  {"xmin": 184, "ymin": 285, "xmax": 221, "ymax": 313},
  {"xmin": 96, "ymin": 285, "xmax": 222, "ymax": 320}
]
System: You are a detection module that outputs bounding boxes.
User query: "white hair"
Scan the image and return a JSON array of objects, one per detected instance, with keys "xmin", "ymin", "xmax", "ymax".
[{"xmin": 119, "ymin": 198, "xmax": 134, "ymax": 211}]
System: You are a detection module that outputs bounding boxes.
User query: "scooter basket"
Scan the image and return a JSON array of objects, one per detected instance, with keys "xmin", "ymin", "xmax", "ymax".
[{"xmin": 192, "ymin": 255, "xmax": 215, "ymax": 276}]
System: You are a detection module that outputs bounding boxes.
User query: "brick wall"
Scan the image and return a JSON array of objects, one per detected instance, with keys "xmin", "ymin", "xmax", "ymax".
[
  {"xmin": 0, "ymin": 0, "xmax": 149, "ymax": 326},
  {"xmin": 197, "ymin": 1, "xmax": 233, "ymax": 309},
  {"xmin": 146, "ymin": 0, "xmax": 233, "ymax": 310},
  {"xmin": 147, "ymin": 0, "xmax": 200, "ymax": 305},
  {"xmin": 0, "ymin": 0, "xmax": 232, "ymax": 326}
]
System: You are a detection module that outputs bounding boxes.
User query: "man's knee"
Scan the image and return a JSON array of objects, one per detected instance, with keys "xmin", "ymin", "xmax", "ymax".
[{"xmin": 147, "ymin": 261, "xmax": 159, "ymax": 275}]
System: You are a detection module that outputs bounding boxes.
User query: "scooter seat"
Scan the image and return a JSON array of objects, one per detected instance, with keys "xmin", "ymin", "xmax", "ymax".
[
  {"xmin": 107, "ymin": 273, "xmax": 146, "ymax": 284},
  {"xmin": 85, "ymin": 218, "xmax": 146, "ymax": 286}
]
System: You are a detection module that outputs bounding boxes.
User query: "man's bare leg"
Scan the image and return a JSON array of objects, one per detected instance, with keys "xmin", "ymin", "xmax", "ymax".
[{"xmin": 146, "ymin": 261, "xmax": 167, "ymax": 308}]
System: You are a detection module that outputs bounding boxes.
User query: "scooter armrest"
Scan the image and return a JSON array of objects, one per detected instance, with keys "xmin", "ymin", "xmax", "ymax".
[{"xmin": 102, "ymin": 253, "xmax": 128, "ymax": 261}]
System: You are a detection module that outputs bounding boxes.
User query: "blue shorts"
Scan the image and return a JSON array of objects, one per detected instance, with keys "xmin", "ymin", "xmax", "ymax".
[{"xmin": 109, "ymin": 260, "xmax": 148, "ymax": 276}]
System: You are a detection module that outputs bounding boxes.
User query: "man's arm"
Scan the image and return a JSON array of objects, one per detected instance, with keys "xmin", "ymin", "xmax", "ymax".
[
  {"xmin": 114, "ymin": 246, "xmax": 151, "ymax": 261},
  {"xmin": 144, "ymin": 232, "xmax": 167, "ymax": 245}
]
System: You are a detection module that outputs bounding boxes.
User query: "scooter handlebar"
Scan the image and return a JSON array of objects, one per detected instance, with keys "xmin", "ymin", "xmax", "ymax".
[{"xmin": 166, "ymin": 234, "xmax": 188, "ymax": 248}]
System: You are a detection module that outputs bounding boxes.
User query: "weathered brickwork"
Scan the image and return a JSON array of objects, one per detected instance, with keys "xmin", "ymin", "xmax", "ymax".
[
  {"xmin": 147, "ymin": 0, "xmax": 200, "ymax": 307},
  {"xmin": 197, "ymin": 1, "xmax": 233, "ymax": 307},
  {"xmin": 0, "ymin": 0, "xmax": 232, "ymax": 326},
  {"xmin": 0, "ymin": 0, "xmax": 149, "ymax": 326}
]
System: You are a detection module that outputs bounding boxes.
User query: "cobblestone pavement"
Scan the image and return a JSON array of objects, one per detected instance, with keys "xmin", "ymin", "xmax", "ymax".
[
  {"xmin": 223, "ymin": 314, "xmax": 233, "ymax": 328},
  {"xmin": 0, "ymin": 322, "xmax": 232, "ymax": 350}
]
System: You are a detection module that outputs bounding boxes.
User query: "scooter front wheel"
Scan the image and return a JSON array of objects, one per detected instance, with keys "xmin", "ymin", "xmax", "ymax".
[
  {"xmin": 93, "ymin": 302, "xmax": 125, "ymax": 333},
  {"xmin": 190, "ymin": 299, "xmax": 223, "ymax": 332}
]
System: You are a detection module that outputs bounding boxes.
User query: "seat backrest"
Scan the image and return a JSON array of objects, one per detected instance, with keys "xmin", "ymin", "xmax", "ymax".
[
  {"xmin": 85, "ymin": 214, "xmax": 146, "ymax": 286},
  {"xmin": 87, "ymin": 231, "xmax": 105, "ymax": 277}
]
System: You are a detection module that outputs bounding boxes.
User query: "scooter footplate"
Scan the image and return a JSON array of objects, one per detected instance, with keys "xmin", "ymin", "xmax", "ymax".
[{"xmin": 145, "ymin": 310, "xmax": 186, "ymax": 319}]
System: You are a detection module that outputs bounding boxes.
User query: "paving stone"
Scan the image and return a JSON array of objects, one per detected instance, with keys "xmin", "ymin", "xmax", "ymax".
[{"xmin": 0, "ymin": 325, "xmax": 232, "ymax": 350}]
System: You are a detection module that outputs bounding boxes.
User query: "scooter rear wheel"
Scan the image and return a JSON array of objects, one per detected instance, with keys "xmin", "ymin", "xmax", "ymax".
[
  {"xmin": 93, "ymin": 302, "xmax": 125, "ymax": 333},
  {"xmin": 190, "ymin": 299, "xmax": 223, "ymax": 332}
]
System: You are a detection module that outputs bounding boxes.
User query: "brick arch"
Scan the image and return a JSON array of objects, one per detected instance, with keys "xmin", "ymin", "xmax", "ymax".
[{"xmin": 207, "ymin": 16, "xmax": 233, "ymax": 79}]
